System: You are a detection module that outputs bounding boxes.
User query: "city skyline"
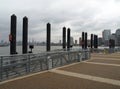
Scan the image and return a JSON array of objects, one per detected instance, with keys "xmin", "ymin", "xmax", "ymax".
[{"xmin": 1, "ymin": 0, "xmax": 120, "ymax": 42}]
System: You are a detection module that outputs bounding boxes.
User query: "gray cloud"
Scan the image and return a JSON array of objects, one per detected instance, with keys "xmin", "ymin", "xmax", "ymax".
[{"xmin": 1, "ymin": 0, "xmax": 120, "ymax": 42}]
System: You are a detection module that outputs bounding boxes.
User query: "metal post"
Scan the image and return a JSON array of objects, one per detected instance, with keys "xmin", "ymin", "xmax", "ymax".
[
  {"xmin": 22, "ymin": 16, "xmax": 28, "ymax": 54},
  {"xmin": 63, "ymin": 27, "xmax": 66, "ymax": 50},
  {"xmin": 10, "ymin": 14, "xmax": 17, "ymax": 54},
  {"xmin": 67, "ymin": 28, "xmax": 70, "ymax": 51},
  {"xmin": 46, "ymin": 23, "xmax": 51, "ymax": 51}
]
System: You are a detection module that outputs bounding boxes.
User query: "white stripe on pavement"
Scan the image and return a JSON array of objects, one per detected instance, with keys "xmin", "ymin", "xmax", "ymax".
[
  {"xmin": 50, "ymin": 69, "xmax": 120, "ymax": 86},
  {"xmin": 91, "ymin": 57, "xmax": 120, "ymax": 61},
  {"xmin": 83, "ymin": 61, "xmax": 120, "ymax": 67}
]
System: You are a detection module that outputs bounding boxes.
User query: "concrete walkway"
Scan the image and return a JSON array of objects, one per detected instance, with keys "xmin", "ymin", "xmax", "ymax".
[{"xmin": 0, "ymin": 53, "xmax": 120, "ymax": 89}]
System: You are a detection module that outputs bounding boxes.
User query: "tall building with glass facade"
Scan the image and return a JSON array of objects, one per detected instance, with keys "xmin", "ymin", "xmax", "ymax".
[
  {"xmin": 116, "ymin": 29, "xmax": 120, "ymax": 46},
  {"xmin": 102, "ymin": 30, "xmax": 111, "ymax": 46}
]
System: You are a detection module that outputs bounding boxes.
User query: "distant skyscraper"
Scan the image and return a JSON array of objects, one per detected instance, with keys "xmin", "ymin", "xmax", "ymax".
[
  {"xmin": 116, "ymin": 29, "xmax": 120, "ymax": 46},
  {"xmin": 109, "ymin": 33, "xmax": 117, "ymax": 45},
  {"xmin": 102, "ymin": 30, "xmax": 111, "ymax": 41},
  {"xmin": 79, "ymin": 37, "xmax": 82, "ymax": 46},
  {"xmin": 70, "ymin": 37, "xmax": 74, "ymax": 47},
  {"xmin": 102, "ymin": 30, "xmax": 111, "ymax": 46},
  {"xmin": 75, "ymin": 40, "xmax": 77, "ymax": 45},
  {"xmin": 59, "ymin": 40, "xmax": 61, "ymax": 44},
  {"xmin": 110, "ymin": 33, "xmax": 116, "ymax": 40},
  {"xmin": 98, "ymin": 37, "xmax": 103, "ymax": 46}
]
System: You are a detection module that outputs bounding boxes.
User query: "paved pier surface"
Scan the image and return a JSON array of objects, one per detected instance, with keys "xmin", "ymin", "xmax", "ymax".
[{"xmin": 0, "ymin": 52, "xmax": 120, "ymax": 89}]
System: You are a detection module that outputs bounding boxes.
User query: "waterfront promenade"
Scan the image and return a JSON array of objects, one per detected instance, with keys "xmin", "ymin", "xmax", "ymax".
[{"xmin": 0, "ymin": 52, "xmax": 120, "ymax": 89}]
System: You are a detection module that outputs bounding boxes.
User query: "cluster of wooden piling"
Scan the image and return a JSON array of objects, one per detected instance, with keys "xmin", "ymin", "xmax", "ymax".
[
  {"xmin": 10, "ymin": 14, "xmax": 28, "ymax": 55},
  {"xmin": 62, "ymin": 27, "xmax": 71, "ymax": 51},
  {"xmin": 9, "ymin": 14, "xmax": 99, "ymax": 55},
  {"xmin": 90, "ymin": 34, "xmax": 98, "ymax": 49}
]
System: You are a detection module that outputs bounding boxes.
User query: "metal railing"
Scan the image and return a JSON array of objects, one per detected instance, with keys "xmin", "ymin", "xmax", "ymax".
[
  {"xmin": 0, "ymin": 49, "xmax": 90, "ymax": 82},
  {"xmin": 91, "ymin": 47, "xmax": 120, "ymax": 54}
]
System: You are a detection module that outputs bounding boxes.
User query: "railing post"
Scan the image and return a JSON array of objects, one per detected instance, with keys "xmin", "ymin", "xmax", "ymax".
[
  {"xmin": 47, "ymin": 56, "xmax": 53, "ymax": 69},
  {"xmin": 60, "ymin": 55, "xmax": 63, "ymax": 66},
  {"xmin": 27, "ymin": 54, "xmax": 31, "ymax": 73},
  {"xmin": 85, "ymin": 49, "xmax": 90, "ymax": 60},
  {"xmin": 78, "ymin": 52, "xmax": 82, "ymax": 62},
  {"xmin": 85, "ymin": 49, "xmax": 88, "ymax": 60},
  {"xmin": 68, "ymin": 52, "xmax": 70, "ymax": 63},
  {"xmin": 0, "ymin": 57, "xmax": 3, "ymax": 81},
  {"xmin": 39, "ymin": 58, "xmax": 43, "ymax": 71},
  {"xmin": 82, "ymin": 49, "xmax": 85, "ymax": 60}
]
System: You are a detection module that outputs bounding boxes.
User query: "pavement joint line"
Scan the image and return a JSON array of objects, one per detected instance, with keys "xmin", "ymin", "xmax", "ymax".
[
  {"xmin": 51, "ymin": 62, "xmax": 81, "ymax": 70},
  {"xmin": 50, "ymin": 69, "xmax": 120, "ymax": 86},
  {"xmin": 0, "ymin": 70, "xmax": 48, "ymax": 85},
  {"xmin": 84, "ymin": 61, "xmax": 120, "ymax": 67},
  {"xmin": 91, "ymin": 56, "xmax": 120, "ymax": 57},
  {"xmin": 91, "ymin": 58, "xmax": 120, "ymax": 61},
  {"xmin": 52, "ymin": 60, "xmax": 91, "ymax": 70},
  {"xmin": 92, "ymin": 55, "xmax": 120, "ymax": 57},
  {"xmin": 91, "ymin": 56, "xmax": 120, "ymax": 58}
]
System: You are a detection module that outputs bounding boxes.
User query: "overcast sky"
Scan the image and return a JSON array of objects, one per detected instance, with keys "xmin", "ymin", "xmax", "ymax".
[{"xmin": 1, "ymin": 0, "xmax": 120, "ymax": 42}]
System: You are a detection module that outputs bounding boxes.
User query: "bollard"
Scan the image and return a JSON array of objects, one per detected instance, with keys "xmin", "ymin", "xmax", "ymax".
[
  {"xmin": 29, "ymin": 45, "xmax": 34, "ymax": 53},
  {"xmin": 10, "ymin": 14, "xmax": 17, "ymax": 54},
  {"xmin": 103, "ymin": 48, "xmax": 107, "ymax": 54},
  {"xmin": 22, "ymin": 16, "xmax": 28, "ymax": 54}
]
